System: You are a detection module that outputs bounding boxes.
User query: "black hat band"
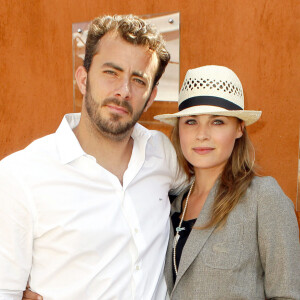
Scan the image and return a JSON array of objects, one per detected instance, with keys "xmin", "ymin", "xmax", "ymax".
[{"xmin": 179, "ymin": 96, "xmax": 243, "ymax": 111}]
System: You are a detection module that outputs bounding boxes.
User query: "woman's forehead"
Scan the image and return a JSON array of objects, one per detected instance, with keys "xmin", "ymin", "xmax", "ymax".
[{"xmin": 180, "ymin": 114, "xmax": 232, "ymax": 119}]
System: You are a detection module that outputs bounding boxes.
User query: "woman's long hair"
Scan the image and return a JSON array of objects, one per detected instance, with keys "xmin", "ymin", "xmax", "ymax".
[{"xmin": 171, "ymin": 118, "xmax": 257, "ymax": 229}]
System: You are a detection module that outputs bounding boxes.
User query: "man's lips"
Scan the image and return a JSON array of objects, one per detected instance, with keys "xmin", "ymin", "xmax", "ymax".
[
  {"xmin": 106, "ymin": 104, "xmax": 129, "ymax": 115},
  {"xmin": 193, "ymin": 147, "xmax": 215, "ymax": 154}
]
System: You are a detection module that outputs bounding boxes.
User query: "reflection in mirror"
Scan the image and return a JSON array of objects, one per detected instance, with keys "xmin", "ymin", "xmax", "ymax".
[{"xmin": 72, "ymin": 12, "xmax": 180, "ymax": 112}]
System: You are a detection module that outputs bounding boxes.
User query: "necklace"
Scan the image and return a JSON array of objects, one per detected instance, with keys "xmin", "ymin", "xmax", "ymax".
[{"xmin": 173, "ymin": 180, "xmax": 195, "ymax": 275}]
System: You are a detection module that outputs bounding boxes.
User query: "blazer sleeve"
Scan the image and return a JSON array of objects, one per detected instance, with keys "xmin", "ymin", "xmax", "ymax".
[{"xmin": 257, "ymin": 177, "xmax": 300, "ymax": 299}]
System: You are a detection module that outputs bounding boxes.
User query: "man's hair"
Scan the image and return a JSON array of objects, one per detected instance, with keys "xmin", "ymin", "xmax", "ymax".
[
  {"xmin": 84, "ymin": 14, "xmax": 170, "ymax": 87},
  {"xmin": 172, "ymin": 118, "xmax": 256, "ymax": 229}
]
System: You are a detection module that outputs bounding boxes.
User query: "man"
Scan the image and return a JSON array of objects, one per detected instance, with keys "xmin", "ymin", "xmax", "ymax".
[{"xmin": 0, "ymin": 15, "xmax": 184, "ymax": 300}]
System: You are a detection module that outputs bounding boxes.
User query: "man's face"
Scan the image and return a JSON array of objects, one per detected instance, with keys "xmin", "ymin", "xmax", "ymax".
[{"xmin": 81, "ymin": 32, "xmax": 158, "ymax": 140}]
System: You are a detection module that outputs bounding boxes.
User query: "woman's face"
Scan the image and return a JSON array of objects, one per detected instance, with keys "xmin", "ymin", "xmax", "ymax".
[{"xmin": 179, "ymin": 114, "xmax": 243, "ymax": 174}]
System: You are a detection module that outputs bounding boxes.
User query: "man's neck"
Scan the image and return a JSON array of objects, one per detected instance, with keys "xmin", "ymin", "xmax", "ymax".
[{"xmin": 73, "ymin": 114, "xmax": 134, "ymax": 184}]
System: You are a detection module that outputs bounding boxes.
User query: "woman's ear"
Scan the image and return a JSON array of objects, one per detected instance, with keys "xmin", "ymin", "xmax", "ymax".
[{"xmin": 236, "ymin": 121, "xmax": 245, "ymax": 139}]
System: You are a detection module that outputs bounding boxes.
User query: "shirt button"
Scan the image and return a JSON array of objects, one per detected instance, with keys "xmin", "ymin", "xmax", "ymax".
[
  {"xmin": 134, "ymin": 228, "xmax": 139, "ymax": 234},
  {"xmin": 136, "ymin": 265, "xmax": 140, "ymax": 270}
]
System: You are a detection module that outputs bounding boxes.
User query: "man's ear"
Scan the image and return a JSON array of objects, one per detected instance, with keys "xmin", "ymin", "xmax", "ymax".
[
  {"xmin": 144, "ymin": 85, "xmax": 157, "ymax": 112},
  {"xmin": 75, "ymin": 66, "xmax": 88, "ymax": 95}
]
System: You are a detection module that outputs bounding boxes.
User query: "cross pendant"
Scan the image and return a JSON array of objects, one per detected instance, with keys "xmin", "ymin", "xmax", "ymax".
[{"xmin": 176, "ymin": 226, "xmax": 185, "ymax": 232}]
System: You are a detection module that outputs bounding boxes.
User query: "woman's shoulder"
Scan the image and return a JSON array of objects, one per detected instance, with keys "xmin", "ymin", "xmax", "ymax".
[
  {"xmin": 250, "ymin": 175, "xmax": 279, "ymax": 187},
  {"xmin": 248, "ymin": 176, "xmax": 295, "ymax": 212},
  {"xmin": 249, "ymin": 176, "xmax": 285, "ymax": 195}
]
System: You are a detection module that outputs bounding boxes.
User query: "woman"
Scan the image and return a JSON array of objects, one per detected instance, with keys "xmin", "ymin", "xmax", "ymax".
[{"xmin": 155, "ymin": 65, "xmax": 300, "ymax": 299}]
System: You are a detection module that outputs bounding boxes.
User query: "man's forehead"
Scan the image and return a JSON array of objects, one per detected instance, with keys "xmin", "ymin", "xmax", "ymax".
[
  {"xmin": 95, "ymin": 31, "xmax": 157, "ymax": 61},
  {"xmin": 93, "ymin": 32, "xmax": 159, "ymax": 76}
]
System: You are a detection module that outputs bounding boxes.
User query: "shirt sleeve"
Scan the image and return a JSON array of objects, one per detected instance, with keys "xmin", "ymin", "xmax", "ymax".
[
  {"xmin": 0, "ymin": 291, "xmax": 23, "ymax": 300},
  {"xmin": 257, "ymin": 177, "xmax": 300, "ymax": 299},
  {"xmin": 0, "ymin": 163, "xmax": 34, "ymax": 297}
]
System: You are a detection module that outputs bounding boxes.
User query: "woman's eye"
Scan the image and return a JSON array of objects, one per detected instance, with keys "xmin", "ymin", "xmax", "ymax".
[
  {"xmin": 213, "ymin": 119, "xmax": 224, "ymax": 125},
  {"xmin": 185, "ymin": 119, "xmax": 197, "ymax": 125}
]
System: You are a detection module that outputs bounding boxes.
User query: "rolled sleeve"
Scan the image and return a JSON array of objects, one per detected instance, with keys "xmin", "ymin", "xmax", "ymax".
[{"xmin": 0, "ymin": 291, "xmax": 23, "ymax": 300}]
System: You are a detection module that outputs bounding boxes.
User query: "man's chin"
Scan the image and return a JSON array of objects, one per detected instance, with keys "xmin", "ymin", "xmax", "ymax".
[
  {"xmin": 97, "ymin": 121, "xmax": 135, "ymax": 141},
  {"xmin": 100, "ymin": 130, "xmax": 132, "ymax": 141}
]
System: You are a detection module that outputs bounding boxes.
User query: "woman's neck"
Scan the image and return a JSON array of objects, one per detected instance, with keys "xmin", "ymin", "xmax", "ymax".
[
  {"xmin": 182, "ymin": 167, "xmax": 223, "ymax": 221},
  {"xmin": 193, "ymin": 166, "xmax": 223, "ymax": 196}
]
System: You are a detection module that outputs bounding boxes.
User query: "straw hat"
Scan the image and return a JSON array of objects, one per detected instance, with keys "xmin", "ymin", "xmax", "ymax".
[{"xmin": 154, "ymin": 65, "xmax": 261, "ymax": 126}]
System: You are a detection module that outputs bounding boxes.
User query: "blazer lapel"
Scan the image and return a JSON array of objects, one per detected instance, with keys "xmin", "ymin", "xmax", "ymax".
[
  {"xmin": 172, "ymin": 183, "xmax": 218, "ymax": 292},
  {"xmin": 165, "ymin": 186, "xmax": 191, "ymax": 293},
  {"xmin": 164, "ymin": 220, "xmax": 175, "ymax": 293}
]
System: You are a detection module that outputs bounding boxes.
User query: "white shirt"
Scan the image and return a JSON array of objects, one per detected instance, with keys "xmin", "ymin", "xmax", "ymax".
[{"xmin": 0, "ymin": 113, "xmax": 184, "ymax": 300}]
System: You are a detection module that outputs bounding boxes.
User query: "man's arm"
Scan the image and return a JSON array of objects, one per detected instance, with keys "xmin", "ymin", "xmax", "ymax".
[
  {"xmin": 22, "ymin": 288, "xmax": 42, "ymax": 300},
  {"xmin": 0, "ymin": 163, "xmax": 34, "ymax": 298}
]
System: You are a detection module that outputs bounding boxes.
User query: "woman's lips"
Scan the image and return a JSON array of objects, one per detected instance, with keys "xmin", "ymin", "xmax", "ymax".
[{"xmin": 193, "ymin": 147, "xmax": 215, "ymax": 155}]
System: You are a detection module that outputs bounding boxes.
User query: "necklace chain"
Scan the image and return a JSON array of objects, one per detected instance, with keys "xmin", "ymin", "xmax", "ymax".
[{"xmin": 173, "ymin": 180, "xmax": 195, "ymax": 276}]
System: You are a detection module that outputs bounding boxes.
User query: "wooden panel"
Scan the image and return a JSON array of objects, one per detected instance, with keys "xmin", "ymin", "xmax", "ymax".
[
  {"xmin": 140, "ymin": 101, "xmax": 177, "ymax": 137},
  {"xmin": 0, "ymin": 0, "xmax": 299, "ymax": 224}
]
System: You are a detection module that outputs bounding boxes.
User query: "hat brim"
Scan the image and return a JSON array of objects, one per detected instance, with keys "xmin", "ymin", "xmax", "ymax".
[{"xmin": 154, "ymin": 105, "xmax": 262, "ymax": 126}]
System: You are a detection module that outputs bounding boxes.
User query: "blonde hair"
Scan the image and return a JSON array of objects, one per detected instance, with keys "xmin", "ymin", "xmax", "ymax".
[{"xmin": 171, "ymin": 118, "xmax": 256, "ymax": 229}]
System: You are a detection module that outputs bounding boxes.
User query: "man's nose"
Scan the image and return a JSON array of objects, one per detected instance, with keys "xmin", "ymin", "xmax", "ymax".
[{"xmin": 114, "ymin": 79, "xmax": 131, "ymax": 100}]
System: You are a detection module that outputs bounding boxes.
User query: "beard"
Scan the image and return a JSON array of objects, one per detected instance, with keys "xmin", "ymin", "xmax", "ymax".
[{"xmin": 84, "ymin": 79, "xmax": 150, "ymax": 141}]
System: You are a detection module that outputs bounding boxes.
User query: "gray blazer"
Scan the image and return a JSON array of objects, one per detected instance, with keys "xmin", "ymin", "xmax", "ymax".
[{"xmin": 165, "ymin": 176, "xmax": 300, "ymax": 299}]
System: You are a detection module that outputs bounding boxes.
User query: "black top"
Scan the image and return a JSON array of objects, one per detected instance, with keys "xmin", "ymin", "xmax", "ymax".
[{"xmin": 171, "ymin": 193, "xmax": 197, "ymax": 283}]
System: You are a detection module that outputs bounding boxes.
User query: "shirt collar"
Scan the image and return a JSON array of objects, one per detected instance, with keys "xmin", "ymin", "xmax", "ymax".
[
  {"xmin": 131, "ymin": 122, "xmax": 151, "ymax": 143},
  {"xmin": 55, "ymin": 113, "xmax": 85, "ymax": 164},
  {"xmin": 55, "ymin": 113, "xmax": 152, "ymax": 165}
]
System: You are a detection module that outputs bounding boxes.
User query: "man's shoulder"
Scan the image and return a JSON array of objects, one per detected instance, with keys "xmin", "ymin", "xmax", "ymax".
[
  {"xmin": 1, "ymin": 133, "xmax": 57, "ymax": 169},
  {"xmin": 1, "ymin": 113, "xmax": 80, "ymax": 168},
  {"xmin": 148, "ymin": 129, "xmax": 173, "ymax": 148},
  {"xmin": 133, "ymin": 123, "xmax": 174, "ymax": 151}
]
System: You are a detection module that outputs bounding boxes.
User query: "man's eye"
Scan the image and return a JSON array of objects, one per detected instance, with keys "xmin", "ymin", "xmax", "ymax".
[
  {"xmin": 104, "ymin": 70, "xmax": 117, "ymax": 75},
  {"xmin": 133, "ymin": 78, "xmax": 146, "ymax": 86},
  {"xmin": 213, "ymin": 119, "xmax": 224, "ymax": 125}
]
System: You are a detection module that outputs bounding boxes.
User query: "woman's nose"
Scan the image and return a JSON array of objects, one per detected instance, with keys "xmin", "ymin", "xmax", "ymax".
[{"xmin": 196, "ymin": 125, "xmax": 210, "ymax": 141}]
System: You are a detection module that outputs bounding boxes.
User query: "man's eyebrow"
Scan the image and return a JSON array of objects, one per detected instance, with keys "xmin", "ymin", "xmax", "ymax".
[
  {"xmin": 132, "ymin": 71, "xmax": 146, "ymax": 78},
  {"xmin": 102, "ymin": 62, "xmax": 148, "ymax": 80},
  {"xmin": 102, "ymin": 62, "xmax": 123, "ymax": 72}
]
